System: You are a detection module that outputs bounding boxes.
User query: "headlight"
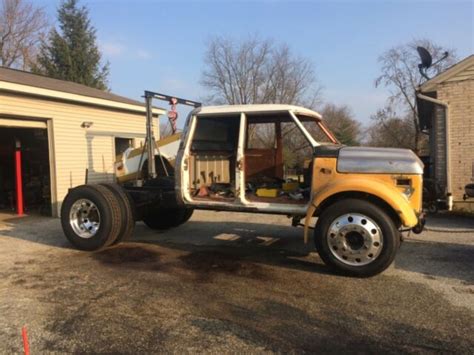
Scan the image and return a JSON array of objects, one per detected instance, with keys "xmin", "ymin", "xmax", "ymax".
[{"xmin": 402, "ymin": 186, "xmax": 414, "ymax": 199}]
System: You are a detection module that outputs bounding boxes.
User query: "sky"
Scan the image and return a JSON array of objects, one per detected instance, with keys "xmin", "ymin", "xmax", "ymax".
[{"xmin": 37, "ymin": 0, "xmax": 473, "ymax": 125}]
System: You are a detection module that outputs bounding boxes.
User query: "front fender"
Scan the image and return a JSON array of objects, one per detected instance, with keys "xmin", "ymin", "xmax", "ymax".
[{"xmin": 303, "ymin": 178, "xmax": 418, "ymax": 243}]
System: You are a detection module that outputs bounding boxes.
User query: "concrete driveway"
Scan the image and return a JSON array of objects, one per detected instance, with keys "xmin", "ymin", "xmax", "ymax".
[{"xmin": 0, "ymin": 211, "xmax": 473, "ymax": 353}]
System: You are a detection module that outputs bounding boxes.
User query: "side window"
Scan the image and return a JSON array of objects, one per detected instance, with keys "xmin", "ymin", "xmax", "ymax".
[
  {"xmin": 244, "ymin": 113, "xmax": 313, "ymax": 203},
  {"xmin": 191, "ymin": 116, "xmax": 240, "ymax": 152},
  {"xmin": 187, "ymin": 115, "xmax": 240, "ymax": 194},
  {"xmin": 115, "ymin": 137, "xmax": 134, "ymax": 156},
  {"xmin": 281, "ymin": 121, "xmax": 313, "ymax": 172},
  {"xmin": 247, "ymin": 122, "xmax": 276, "ymax": 149},
  {"xmin": 246, "ymin": 116, "xmax": 313, "ymax": 171}
]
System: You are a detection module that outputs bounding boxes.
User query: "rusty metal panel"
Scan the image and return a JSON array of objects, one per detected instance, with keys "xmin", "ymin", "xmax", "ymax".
[{"xmin": 245, "ymin": 148, "xmax": 283, "ymax": 181}]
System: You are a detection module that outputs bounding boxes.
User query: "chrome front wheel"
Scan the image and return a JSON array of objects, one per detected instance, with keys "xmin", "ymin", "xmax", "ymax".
[
  {"xmin": 327, "ymin": 213, "xmax": 383, "ymax": 266},
  {"xmin": 315, "ymin": 198, "xmax": 400, "ymax": 277}
]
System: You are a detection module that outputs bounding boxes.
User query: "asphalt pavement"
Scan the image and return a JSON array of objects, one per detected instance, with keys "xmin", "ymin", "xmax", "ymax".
[{"xmin": 0, "ymin": 211, "xmax": 473, "ymax": 353}]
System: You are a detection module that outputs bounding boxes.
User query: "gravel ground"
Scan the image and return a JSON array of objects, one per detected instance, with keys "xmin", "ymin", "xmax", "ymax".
[{"xmin": 0, "ymin": 211, "xmax": 473, "ymax": 353}]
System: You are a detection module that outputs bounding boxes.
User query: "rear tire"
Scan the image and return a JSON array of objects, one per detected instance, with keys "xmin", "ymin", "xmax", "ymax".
[
  {"xmin": 100, "ymin": 183, "xmax": 135, "ymax": 244},
  {"xmin": 60, "ymin": 185, "xmax": 122, "ymax": 251},
  {"xmin": 143, "ymin": 208, "xmax": 193, "ymax": 230},
  {"xmin": 314, "ymin": 198, "xmax": 400, "ymax": 277}
]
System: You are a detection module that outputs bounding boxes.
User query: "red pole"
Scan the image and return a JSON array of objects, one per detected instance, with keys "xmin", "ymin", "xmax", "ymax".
[
  {"xmin": 15, "ymin": 139, "xmax": 24, "ymax": 216},
  {"xmin": 22, "ymin": 326, "xmax": 30, "ymax": 355}
]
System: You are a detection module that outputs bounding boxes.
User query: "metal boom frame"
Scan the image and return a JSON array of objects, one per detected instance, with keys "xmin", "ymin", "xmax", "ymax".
[{"xmin": 143, "ymin": 90, "xmax": 201, "ymax": 179}]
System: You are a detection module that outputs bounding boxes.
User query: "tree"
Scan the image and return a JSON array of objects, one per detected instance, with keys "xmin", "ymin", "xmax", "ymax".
[
  {"xmin": 33, "ymin": 0, "xmax": 109, "ymax": 90},
  {"xmin": 321, "ymin": 103, "xmax": 360, "ymax": 145},
  {"xmin": 201, "ymin": 36, "xmax": 325, "ymax": 171},
  {"xmin": 0, "ymin": 0, "xmax": 48, "ymax": 70},
  {"xmin": 365, "ymin": 108, "xmax": 416, "ymax": 149},
  {"xmin": 201, "ymin": 36, "xmax": 321, "ymax": 107},
  {"xmin": 374, "ymin": 39, "xmax": 457, "ymax": 153}
]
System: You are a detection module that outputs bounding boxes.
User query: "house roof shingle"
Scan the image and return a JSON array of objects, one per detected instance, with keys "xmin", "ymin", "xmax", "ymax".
[{"xmin": 0, "ymin": 66, "xmax": 152, "ymax": 108}]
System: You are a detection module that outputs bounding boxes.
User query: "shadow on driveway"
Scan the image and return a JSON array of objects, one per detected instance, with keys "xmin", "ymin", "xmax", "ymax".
[
  {"xmin": 1, "ymin": 213, "xmax": 473, "ymax": 283},
  {"xmin": 92, "ymin": 218, "xmax": 335, "ymax": 277}
]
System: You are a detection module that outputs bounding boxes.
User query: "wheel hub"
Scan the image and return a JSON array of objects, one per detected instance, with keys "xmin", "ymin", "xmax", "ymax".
[
  {"xmin": 69, "ymin": 199, "xmax": 101, "ymax": 239},
  {"xmin": 345, "ymin": 231, "xmax": 365, "ymax": 250},
  {"xmin": 327, "ymin": 213, "xmax": 383, "ymax": 266}
]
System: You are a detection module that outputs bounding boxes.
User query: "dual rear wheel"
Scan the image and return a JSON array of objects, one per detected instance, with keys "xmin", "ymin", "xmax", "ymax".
[
  {"xmin": 61, "ymin": 184, "xmax": 125, "ymax": 251},
  {"xmin": 61, "ymin": 184, "xmax": 192, "ymax": 251}
]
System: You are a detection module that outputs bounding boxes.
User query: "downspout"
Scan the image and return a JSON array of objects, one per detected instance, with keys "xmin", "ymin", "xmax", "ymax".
[{"xmin": 416, "ymin": 93, "xmax": 453, "ymax": 210}]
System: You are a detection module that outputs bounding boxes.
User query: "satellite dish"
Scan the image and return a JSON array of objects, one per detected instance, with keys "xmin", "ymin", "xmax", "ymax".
[
  {"xmin": 417, "ymin": 46, "xmax": 432, "ymax": 69},
  {"xmin": 416, "ymin": 46, "xmax": 450, "ymax": 81}
]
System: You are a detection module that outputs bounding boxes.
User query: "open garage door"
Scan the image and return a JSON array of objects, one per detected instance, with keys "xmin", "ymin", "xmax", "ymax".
[
  {"xmin": 0, "ymin": 118, "xmax": 47, "ymax": 129},
  {"xmin": 0, "ymin": 120, "xmax": 52, "ymax": 216}
]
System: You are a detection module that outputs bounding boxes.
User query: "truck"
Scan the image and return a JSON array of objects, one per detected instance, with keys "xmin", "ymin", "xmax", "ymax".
[{"xmin": 60, "ymin": 91, "xmax": 425, "ymax": 277}]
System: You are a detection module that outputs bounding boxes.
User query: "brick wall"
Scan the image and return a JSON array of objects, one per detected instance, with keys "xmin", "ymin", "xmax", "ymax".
[{"xmin": 436, "ymin": 79, "xmax": 474, "ymax": 201}]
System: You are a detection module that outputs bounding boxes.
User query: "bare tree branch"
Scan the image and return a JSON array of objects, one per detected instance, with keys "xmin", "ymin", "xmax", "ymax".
[
  {"xmin": 0, "ymin": 0, "xmax": 49, "ymax": 70},
  {"xmin": 373, "ymin": 39, "xmax": 457, "ymax": 153},
  {"xmin": 365, "ymin": 108, "xmax": 416, "ymax": 149},
  {"xmin": 200, "ymin": 35, "xmax": 322, "ymax": 107}
]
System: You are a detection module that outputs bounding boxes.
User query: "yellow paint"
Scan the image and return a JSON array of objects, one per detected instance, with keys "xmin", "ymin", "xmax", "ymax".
[
  {"xmin": 303, "ymin": 158, "xmax": 423, "ymax": 243},
  {"xmin": 123, "ymin": 132, "xmax": 182, "ymax": 160},
  {"xmin": 256, "ymin": 188, "xmax": 279, "ymax": 197}
]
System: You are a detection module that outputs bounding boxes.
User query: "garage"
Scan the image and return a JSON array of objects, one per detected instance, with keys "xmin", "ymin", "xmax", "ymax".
[
  {"xmin": 0, "ymin": 67, "xmax": 165, "ymax": 217},
  {"xmin": 0, "ymin": 119, "xmax": 52, "ymax": 215}
]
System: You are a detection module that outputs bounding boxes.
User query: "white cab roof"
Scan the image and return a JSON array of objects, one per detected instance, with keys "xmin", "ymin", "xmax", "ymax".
[{"xmin": 194, "ymin": 104, "xmax": 322, "ymax": 119}]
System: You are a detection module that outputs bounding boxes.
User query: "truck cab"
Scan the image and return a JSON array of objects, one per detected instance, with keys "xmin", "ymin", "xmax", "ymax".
[
  {"xmin": 176, "ymin": 105, "xmax": 331, "ymax": 216},
  {"xmin": 60, "ymin": 103, "xmax": 425, "ymax": 277},
  {"xmin": 177, "ymin": 105, "xmax": 422, "ymax": 219}
]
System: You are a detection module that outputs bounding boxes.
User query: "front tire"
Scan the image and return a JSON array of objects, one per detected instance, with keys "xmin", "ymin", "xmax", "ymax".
[
  {"xmin": 143, "ymin": 208, "xmax": 193, "ymax": 230},
  {"xmin": 314, "ymin": 199, "xmax": 400, "ymax": 277}
]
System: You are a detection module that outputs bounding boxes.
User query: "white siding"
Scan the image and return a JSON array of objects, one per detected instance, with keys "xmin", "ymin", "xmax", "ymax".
[
  {"xmin": 446, "ymin": 63, "xmax": 474, "ymax": 83},
  {"xmin": 0, "ymin": 93, "xmax": 160, "ymax": 216},
  {"xmin": 85, "ymin": 134, "xmax": 115, "ymax": 184}
]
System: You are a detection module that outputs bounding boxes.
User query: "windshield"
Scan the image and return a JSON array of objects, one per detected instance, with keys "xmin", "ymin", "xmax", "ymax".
[{"xmin": 296, "ymin": 114, "xmax": 338, "ymax": 144}]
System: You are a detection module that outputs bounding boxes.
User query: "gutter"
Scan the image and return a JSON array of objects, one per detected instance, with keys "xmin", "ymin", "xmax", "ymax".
[
  {"xmin": 0, "ymin": 81, "xmax": 166, "ymax": 116},
  {"xmin": 416, "ymin": 93, "xmax": 453, "ymax": 210}
]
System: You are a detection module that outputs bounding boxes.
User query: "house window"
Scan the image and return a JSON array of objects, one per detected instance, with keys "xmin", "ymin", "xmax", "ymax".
[{"xmin": 115, "ymin": 137, "xmax": 134, "ymax": 156}]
